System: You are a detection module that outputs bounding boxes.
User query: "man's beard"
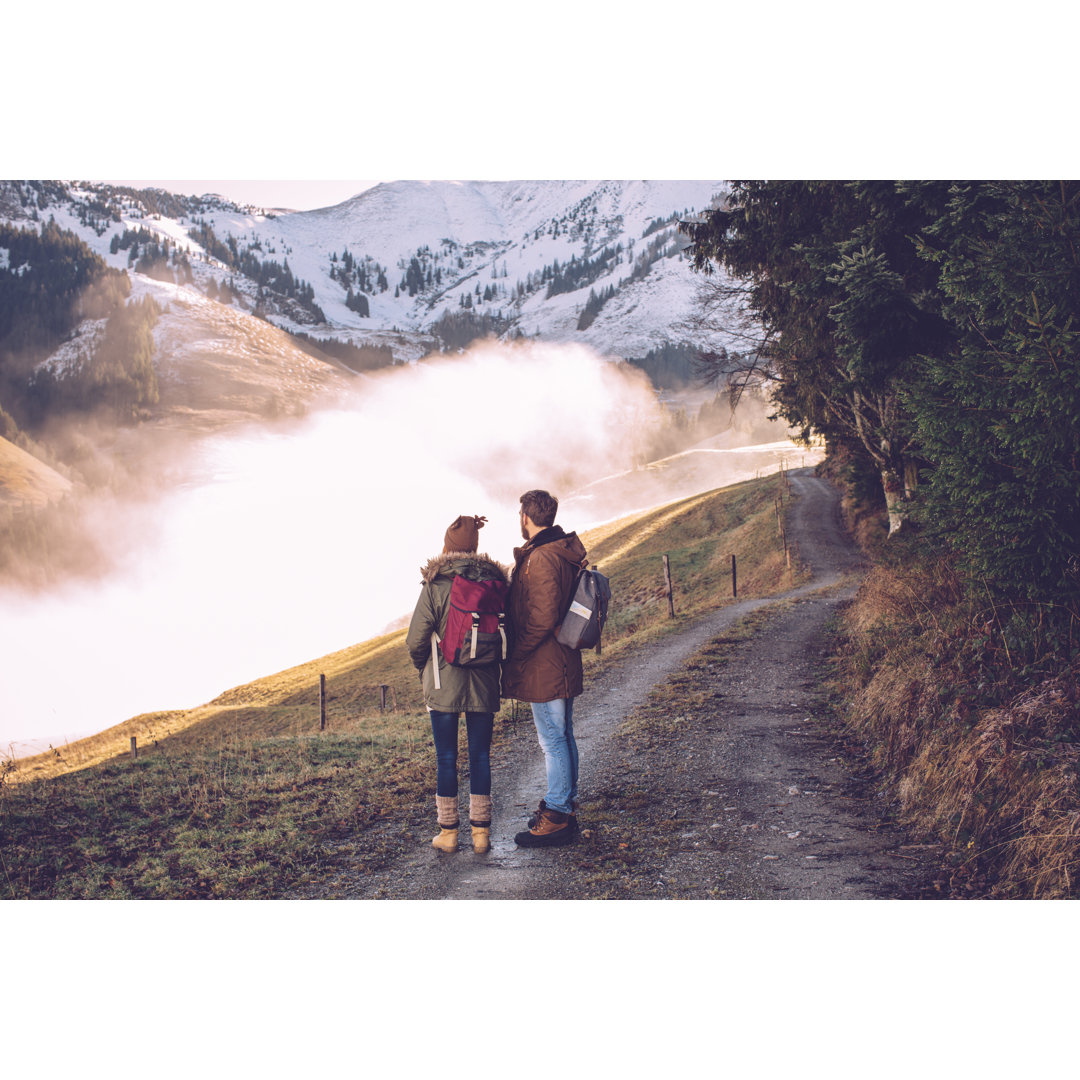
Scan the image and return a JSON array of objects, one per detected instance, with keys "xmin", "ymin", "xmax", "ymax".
[{"xmin": 520, "ymin": 522, "xmax": 530, "ymax": 542}]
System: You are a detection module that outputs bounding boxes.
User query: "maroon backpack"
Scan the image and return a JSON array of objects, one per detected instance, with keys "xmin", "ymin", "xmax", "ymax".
[{"xmin": 432, "ymin": 575, "xmax": 509, "ymax": 677}]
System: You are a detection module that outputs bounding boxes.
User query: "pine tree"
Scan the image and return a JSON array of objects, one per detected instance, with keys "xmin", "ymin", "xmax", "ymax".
[
  {"xmin": 909, "ymin": 181, "xmax": 1080, "ymax": 604},
  {"xmin": 683, "ymin": 181, "xmax": 952, "ymax": 533}
]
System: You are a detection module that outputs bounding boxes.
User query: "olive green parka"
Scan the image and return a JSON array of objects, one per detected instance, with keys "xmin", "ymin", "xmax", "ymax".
[{"xmin": 406, "ymin": 551, "xmax": 510, "ymax": 713}]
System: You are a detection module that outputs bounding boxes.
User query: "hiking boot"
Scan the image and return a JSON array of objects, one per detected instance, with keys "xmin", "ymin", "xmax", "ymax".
[
  {"xmin": 527, "ymin": 799, "xmax": 579, "ymax": 835},
  {"xmin": 515, "ymin": 805, "xmax": 574, "ymax": 847},
  {"xmin": 433, "ymin": 794, "xmax": 459, "ymax": 853},
  {"xmin": 470, "ymin": 794, "xmax": 492, "ymax": 853},
  {"xmin": 432, "ymin": 826, "xmax": 459, "ymax": 853}
]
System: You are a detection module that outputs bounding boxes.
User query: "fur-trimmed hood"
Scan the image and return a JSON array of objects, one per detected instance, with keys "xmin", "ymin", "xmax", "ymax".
[{"xmin": 419, "ymin": 551, "xmax": 511, "ymax": 586}]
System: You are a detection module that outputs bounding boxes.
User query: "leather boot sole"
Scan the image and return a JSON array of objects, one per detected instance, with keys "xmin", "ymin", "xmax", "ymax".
[{"xmin": 513, "ymin": 825, "xmax": 574, "ymax": 848}]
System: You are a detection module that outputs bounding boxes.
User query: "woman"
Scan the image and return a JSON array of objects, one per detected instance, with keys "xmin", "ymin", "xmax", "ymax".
[{"xmin": 406, "ymin": 514, "xmax": 509, "ymax": 853}]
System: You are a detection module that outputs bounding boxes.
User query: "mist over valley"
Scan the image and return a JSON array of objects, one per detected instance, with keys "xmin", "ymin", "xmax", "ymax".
[{"xmin": 0, "ymin": 179, "xmax": 814, "ymax": 755}]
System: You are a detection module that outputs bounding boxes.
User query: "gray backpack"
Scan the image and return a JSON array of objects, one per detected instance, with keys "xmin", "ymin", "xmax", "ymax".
[{"xmin": 556, "ymin": 562, "xmax": 611, "ymax": 652}]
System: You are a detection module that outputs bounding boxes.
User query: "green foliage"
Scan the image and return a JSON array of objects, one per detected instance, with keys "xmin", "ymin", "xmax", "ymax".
[
  {"xmin": 94, "ymin": 294, "xmax": 161, "ymax": 415},
  {"xmin": 576, "ymin": 284, "xmax": 615, "ymax": 330},
  {"xmin": 187, "ymin": 221, "xmax": 239, "ymax": 268},
  {"xmin": 628, "ymin": 341, "xmax": 700, "ymax": 389},
  {"xmin": 909, "ymin": 182, "xmax": 1080, "ymax": 607},
  {"xmin": 827, "ymin": 246, "xmax": 921, "ymax": 390},
  {"xmin": 625, "ymin": 229, "xmax": 683, "ymax": 285},
  {"xmin": 28, "ymin": 295, "xmax": 161, "ymax": 420},
  {"xmin": 0, "ymin": 219, "xmax": 128, "ymax": 355},
  {"xmin": 642, "ymin": 210, "xmax": 685, "ymax": 238},
  {"xmin": 0, "ymin": 219, "xmax": 133, "ymax": 426},
  {"xmin": 429, "ymin": 308, "xmax": 511, "ymax": 351},
  {"xmin": 288, "ymin": 330, "xmax": 394, "ymax": 372},
  {"xmin": 404, "ymin": 256, "xmax": 424, "ymax": 296},
  {"xmin": 91, "ymin": 182, "xmax": 193, "ymax": 221},
  {"xmin": 683, "ymin": 181, "xmax": 1080, "ymax": 616},
  {"xmin": 545, "ymin": 244, "xmax": 621, "ymax": 298},
  {"xmin": 345, "ymin": 287, "xmax": 370, "ymax": 317},
  {"xmin": 682, "ymin": 182, "xmax": 951, "ymax": 504}
]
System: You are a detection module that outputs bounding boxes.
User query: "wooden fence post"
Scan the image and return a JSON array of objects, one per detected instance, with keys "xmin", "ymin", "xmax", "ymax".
[
  {"xmin": 319, "ymin": 673, "xmax": 327, "ymax": 731},
  {"xmin": 663, "ymin": 554, "xmax": 675, "ymax": 617},
  {"xmin": 130, "ymin": 736, "xmax": 137, "ymax": 760},
  {"xmin": 731, "ymin": 554, "xmax": 737, "ymax": 599},
  {"xmin": 379, "ymin": 684, "xmax": 389, "ymax": 712}
]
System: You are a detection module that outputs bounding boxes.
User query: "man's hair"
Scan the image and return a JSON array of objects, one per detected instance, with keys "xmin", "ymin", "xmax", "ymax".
[{"xmin": 520, "ymin": 489, "xmax": 558, "ymax": 528}]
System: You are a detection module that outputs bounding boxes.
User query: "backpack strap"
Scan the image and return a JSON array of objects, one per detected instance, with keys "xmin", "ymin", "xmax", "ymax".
[
  {"xmin": 430, "ymin": 631, "xmax": 442, "ymax": 690},
  {"xmin": 497, "ymin": 612, "xmax": 507, "ymax": 660},
  {"xmin": 470, "ymin": 612, "xmax": 480, "ymax": 660}
]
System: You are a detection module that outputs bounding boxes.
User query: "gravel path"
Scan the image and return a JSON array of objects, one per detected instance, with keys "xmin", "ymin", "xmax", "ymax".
[{"xmin": 297, "ymin": 470, "xmax": 935, "ymax": 899}]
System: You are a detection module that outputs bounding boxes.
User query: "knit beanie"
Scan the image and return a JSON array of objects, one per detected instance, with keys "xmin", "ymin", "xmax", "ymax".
[{"xmin": 443, "ymin": 514, "xmax": 487, "ymax": 554}]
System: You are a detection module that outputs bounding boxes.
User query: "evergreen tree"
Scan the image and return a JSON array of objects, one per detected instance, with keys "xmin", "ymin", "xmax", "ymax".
[
  {"xmin": 683, "ymin": 181, "xmax": 952, "ymax": 532},
  {"xmin": 345, "ymin": 288, "xmax": 370, "ymax": 317},
  {"xmin": 0, "ymin": 219, "xmax": 131, "ymax": 424},
  {"xmin": 909, "ymin": 181, "xmax": 1080, "ymax": 605}
]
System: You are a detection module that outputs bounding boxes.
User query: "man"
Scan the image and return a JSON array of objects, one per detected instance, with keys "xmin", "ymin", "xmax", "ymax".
[{"xmin": 503, "ymin": 489, "xmax": 588, "ymax": 847}]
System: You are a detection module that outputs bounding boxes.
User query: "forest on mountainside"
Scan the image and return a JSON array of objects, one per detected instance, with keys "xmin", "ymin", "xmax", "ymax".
[{"xmin": 0, "ymin": 221, "xmax": 160, "ymax": 434}]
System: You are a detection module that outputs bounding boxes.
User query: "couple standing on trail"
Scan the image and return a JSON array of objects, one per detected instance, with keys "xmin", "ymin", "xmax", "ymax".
[{"xmin": 405, "ymin": 489, "xmax": 588, "ymax": 854}]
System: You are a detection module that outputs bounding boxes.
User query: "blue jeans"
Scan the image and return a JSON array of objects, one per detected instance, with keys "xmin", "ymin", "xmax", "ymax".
[
  {"xmin": 530, "ymin": 698, "xmax": 578, "ymax": 815},
  {"xmin": 429, "ymin": 710, "xmax": 494, "ymax": 797}
]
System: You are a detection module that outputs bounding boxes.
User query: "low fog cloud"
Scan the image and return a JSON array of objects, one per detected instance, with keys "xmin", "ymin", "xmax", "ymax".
[{"xmin": 2, "ymin": 340, "xmax": 676, "ymax": 750}]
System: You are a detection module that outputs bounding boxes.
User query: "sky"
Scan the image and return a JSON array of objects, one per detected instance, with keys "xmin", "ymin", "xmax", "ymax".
[{"xmin": 102, "ymin": 179, "xmax": 384, "ymax": 212}]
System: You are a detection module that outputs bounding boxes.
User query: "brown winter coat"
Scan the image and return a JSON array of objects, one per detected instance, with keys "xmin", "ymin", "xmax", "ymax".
[
  {"xmin": 501, "ymin": 526, "xmax": 588, "ymax": 703},
  {"xmin": 406, "ymin": 552, "xmax": 510, "ymax": 713}
]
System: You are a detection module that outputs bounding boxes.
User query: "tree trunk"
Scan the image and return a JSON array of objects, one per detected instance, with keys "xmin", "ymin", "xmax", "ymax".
[
  {"xmin": 903, "ymin": 460, "xmax": 919, "ymax": 499},
  {"xmin": 882, "ymin": 468, "xmax": 905, "ymax": 535}
]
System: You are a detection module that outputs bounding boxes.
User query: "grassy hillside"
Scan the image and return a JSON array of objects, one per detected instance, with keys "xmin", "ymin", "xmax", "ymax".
[
  {"xmin": 820, "ymin": 457, "xmax": 1080, "ymax": 899},
  {"xmin": 827, "ymin": 548, "xmax": 1080, "ymax": 899},
  {"xmin": 0, "ymin": 435, "xmax": 72, "ymax": 512},
  {"xmin": 0, "ymin": 471, "xmax": 800, "ymax": 899}
]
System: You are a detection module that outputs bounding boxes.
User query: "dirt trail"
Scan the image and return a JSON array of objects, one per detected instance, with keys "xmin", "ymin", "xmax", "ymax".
[{"xmin": 299, "ymin": 470, "xmax": 934, "ymax": 900}]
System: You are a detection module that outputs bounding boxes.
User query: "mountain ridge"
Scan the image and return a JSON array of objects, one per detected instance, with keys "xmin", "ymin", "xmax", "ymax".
[{"xmin": 0, "ymin": 179, "xmax": 729, "ymax": 362}]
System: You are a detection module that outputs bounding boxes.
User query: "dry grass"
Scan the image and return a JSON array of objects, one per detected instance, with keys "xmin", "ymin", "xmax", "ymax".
[
  {"xmin": 581, "ymin": 473, "xmax": 806, "ymax": 678},
  {"xmin": 0, "ymin": 434, "xmax": 72, "ymax": 511},
  {"xmin": 830, "ymin": 556, "xmax": 1080, "ymax": 899},
  {"xmin": 7, "ymin": 628, "xmax": 429, "ymax": 784}
]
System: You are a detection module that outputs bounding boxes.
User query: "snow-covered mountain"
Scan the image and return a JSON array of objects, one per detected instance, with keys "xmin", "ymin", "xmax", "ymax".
[{"xmin": 0, "ymin": 179, "xmax": 726, "ymax": 362}]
